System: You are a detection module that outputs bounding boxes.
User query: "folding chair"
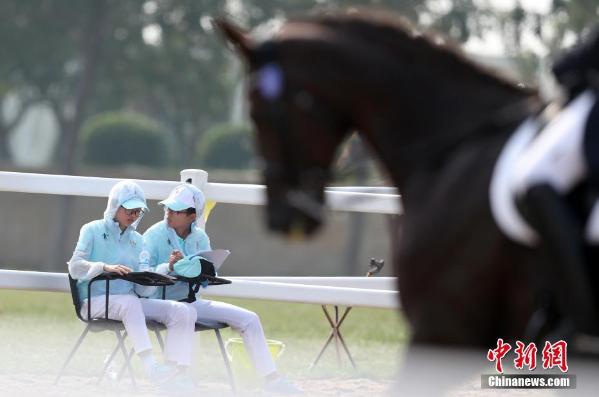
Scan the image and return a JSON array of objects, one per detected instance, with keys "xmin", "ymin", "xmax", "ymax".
[{"xmin": 55, "ymin": 274, "xmax": 168, "ymax": 387}]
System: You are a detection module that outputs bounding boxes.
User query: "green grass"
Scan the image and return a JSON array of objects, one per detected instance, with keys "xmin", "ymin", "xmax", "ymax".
[{"xmin": 0, "ymin": 289, "xmax": 408, "ymax": 384}]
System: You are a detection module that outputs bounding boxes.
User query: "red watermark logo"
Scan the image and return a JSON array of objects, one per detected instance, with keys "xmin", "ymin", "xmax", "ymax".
[{"xmin": 487, "ymin": 339, "xmax": 568, "ymax": 373}]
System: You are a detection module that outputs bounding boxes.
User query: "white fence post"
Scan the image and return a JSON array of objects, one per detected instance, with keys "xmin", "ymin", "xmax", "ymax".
[{"xmin": 180, "ymin": 169, "xmax": 209, "ymax": 189}]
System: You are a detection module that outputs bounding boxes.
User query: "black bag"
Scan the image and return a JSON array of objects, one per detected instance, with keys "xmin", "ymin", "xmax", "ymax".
[{"xmin": 176, "ymin": 259, "xmax": 232, "ymax": 303}]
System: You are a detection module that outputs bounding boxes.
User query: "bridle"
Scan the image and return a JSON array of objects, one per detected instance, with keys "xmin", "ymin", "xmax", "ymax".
[{"xmin": 248, "ymin": 42, "xmax": 346, "ymax": 221}]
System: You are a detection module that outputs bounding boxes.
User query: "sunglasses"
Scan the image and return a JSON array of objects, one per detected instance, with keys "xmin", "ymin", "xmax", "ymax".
[{"xmin": 121, "ymin": 207, "xmax": 143, "ymax": 216}]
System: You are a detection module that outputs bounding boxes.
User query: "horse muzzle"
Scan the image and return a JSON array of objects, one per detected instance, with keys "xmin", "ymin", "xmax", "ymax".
[{"xmin": 266, "ymin": 188, "xmax": 325, "ymax": 239}]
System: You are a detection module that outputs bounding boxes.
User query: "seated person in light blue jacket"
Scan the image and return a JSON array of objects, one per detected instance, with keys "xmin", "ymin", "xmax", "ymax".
[
  {"xmin": 143, "ymin": 183, "xmax": 301, "ymax": 393},
  {"xmin": 68, "ymin": 180, "xmax": 197, "ymax": 384}
]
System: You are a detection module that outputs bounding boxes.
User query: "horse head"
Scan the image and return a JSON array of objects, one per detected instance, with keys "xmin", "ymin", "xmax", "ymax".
[
  {"xmin": 217, "ymin": 13, "xmax": 535, "ymax": 240},
  {"xmin": 216, "ymin": 18, "xmax": 354, "ymax": 238}
]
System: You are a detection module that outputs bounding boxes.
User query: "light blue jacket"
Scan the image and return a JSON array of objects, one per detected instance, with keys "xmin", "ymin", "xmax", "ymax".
[
  {"xmin": 72, "ymin": 219, "xmax": 143, "ymax": 301},
  {"xmin": 68, "ymin": 180, "xmax": 151, "ymax": 303},
  {"xmin": 143, "ymin": 220, "xmax": 211, "ymax": 300}
]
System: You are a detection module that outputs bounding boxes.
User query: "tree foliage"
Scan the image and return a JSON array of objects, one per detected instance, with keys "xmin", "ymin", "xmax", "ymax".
[
  {"xmin": 80, "ymin": 112, "xmax": 170, "ymax": 167},
  {"xmin": 196, "ymin": 122, "xmax": 254, "ymax": 169},
  {"xmin": 1, "ymin": 0, "xmax": 597, "ymax": 168}
]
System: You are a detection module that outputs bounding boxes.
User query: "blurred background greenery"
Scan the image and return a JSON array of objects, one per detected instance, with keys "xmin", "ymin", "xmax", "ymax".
[{"xmin": 2, "ymin": 0, "xmax": 597, "ymax": 172}]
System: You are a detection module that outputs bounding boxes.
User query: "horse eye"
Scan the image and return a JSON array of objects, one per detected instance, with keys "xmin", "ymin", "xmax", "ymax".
[{"xmin": 294, "ymin": 90, "xmax": 313, "ymax": 110}]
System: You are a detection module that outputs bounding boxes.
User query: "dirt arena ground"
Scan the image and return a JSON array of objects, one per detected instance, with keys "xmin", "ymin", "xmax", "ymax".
[{"xmin": 4, "ymin": 361, "xmax": 598, "ymax": 397}]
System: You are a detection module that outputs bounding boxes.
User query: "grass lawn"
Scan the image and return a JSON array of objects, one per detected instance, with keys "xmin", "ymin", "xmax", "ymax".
[{"xmin": 0, "ymin": 289, "xmax": 408, "ymax": 385}]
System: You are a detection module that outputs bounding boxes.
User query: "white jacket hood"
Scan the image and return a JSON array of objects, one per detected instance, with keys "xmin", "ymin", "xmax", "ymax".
[{"xmin": 103, "ymin": 180, "xmax": 148, "ymax": 230}]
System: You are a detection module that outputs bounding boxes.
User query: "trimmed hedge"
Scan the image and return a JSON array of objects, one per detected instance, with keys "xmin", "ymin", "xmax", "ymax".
[
  {"xmin": 196, "ymin": 123, "xmax": 254, "ymax": 169},
  {"xmin": 80, "ymin": 112, "xmax": 170, "ymax": 167}
]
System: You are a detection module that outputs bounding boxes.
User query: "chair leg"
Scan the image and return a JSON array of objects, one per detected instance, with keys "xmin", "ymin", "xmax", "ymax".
[
  {"xmin": 116, "ymin": 346, "xmax": 136, "ymax": 382},
  {"xmin": 214, "ymin": 329, "xmax": 236, "ymax": 394},
  {"xmin": 115, "ymin": 329, "xmax": 137, "ymax": 389},
  {"xmin": 54, "ymin": 325, "xmax": 90, "ymax": 384},
  {"xmin": 97, "ymin": 335, "xmax": 123, "ymax": 384},
  {"xmin": 154, "ymin": 329, "xmax": 165, "ymax": 353}
]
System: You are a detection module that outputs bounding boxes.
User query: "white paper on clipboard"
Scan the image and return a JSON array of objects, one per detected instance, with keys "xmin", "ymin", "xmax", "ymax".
[{"xmin": 196, "ymin": 249, "xmax": 230, "ymax": 271}]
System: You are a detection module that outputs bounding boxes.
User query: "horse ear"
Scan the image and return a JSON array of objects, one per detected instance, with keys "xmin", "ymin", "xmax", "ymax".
[{"xmin": 213, "ymin": 18, "xmax": 254, "ymax": 62}]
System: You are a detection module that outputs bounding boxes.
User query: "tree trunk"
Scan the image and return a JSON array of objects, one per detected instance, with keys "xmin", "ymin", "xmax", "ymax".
[
  {"xmin": 57, "ymin": 0, "xmax": 108, "ymax": 174},
  {"xmin": 0, "ymin": 123, "xmax": 10, "ymax": 162},
  {"xmin": 0, "ymin": 97, "xmax": 37, "ymax": 163},
  {"xmin": 48, "ymin": 0, "xmax": 108, "ymax": 272}
]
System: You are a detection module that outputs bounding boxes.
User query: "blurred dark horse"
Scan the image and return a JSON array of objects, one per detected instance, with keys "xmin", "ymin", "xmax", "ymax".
[{"xmin": 216, "ymin": 12, "xmax": 558, "ymax": 347}]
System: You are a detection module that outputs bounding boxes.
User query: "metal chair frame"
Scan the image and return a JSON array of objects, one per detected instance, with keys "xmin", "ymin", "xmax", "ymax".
[
  {"xmin": 56, "ymin": 274, "xmax": 236, "ymax": 392},
  {"xmin": 116, "ymin": 319, "xmax": 236, "ymax": 393},
  {"xmin": 55, "ymin": 274, "xmax": 166, "ymax": 387}
]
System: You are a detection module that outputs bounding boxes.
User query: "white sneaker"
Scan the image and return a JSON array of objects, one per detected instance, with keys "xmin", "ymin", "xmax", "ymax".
[
  {"xmin": 264, "ymin": 376, "xmax": 304, "ymax": 394},
  {"xmin": 159, "ymin": 373, "xmax": 197, "ymax": 393},
  {"xmin": 148, "ymin": 363, "xmax": 178, "ymax": 384}
]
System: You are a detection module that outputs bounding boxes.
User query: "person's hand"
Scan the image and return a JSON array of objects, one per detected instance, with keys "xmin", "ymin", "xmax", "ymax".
[
  {"xmin": 168, "ymin": 250, "xmax": 183, "ymax": 271},
  {"xmin": 103, "ymin": 264, "xmax": 133, "ymax": 276}
]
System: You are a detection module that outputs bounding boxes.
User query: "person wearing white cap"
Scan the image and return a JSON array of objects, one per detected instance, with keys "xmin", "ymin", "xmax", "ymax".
[
  {"xmin": 143, "ymin": 183, "xmax": 302, "ymax": 394},
  {"xmin": 68, "ymin": 180, "xmax": 197, "ymax": 387}
]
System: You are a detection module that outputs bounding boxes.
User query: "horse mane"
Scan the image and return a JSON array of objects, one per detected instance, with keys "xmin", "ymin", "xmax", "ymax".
[{"xmin": 288, "ymin": 9, "xmax": 536, "ymax": 96}]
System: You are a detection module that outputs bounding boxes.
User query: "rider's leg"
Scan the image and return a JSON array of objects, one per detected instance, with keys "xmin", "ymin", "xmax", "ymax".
[
  {"xmin": 520, "ymin": 183, "xmax": 596, "ymax": 333},
  {"xmin": 514, "ymin": 91, "xmax": 598, "ymax": 334}
]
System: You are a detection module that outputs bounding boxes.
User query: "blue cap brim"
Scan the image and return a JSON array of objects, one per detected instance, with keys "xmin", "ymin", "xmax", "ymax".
[
  {"xmin": 159, "ymin": 198, "xmax": 189, "ymax": 211},
  {"xmin": 121, "ymin": 198, "xmax": 147, "ymax": 210}
]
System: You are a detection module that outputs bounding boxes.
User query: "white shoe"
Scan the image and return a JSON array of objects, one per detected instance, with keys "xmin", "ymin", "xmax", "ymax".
[
  {"xmin": 159, "ymin": 373, "xmax": 197, "ymax": 393},
  {"xmin": 148, "ymin": 363, "xmax": 178, "ymax": 384},
  {"xmin": 264, "ymin": 376, "xmax": 304, "ymax": 394}
]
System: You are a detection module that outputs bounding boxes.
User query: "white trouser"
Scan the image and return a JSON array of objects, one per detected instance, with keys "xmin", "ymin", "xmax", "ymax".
[
  {"xmin": 192, "ymin": 299, "xmax": 276, "ymax": 377},
  {"xmin": 82, "ymin": 295, "xmax": 197, "ymax": 367},
  {"xmin": 141, "ymin": 298, "xmax": 197, "ymax": 366},
  {"xmin": 513, "ymin": 90, "xmax": 599, "ymax": 242}
]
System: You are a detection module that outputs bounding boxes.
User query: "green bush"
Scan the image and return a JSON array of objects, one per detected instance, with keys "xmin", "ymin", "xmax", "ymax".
[
  {"xmin": 80, "ymin": 112, "xmax": 170, "ymax": 167},
  {"xmin": 196, "ymin": 123, "xmax": 254, "ymax": 169}
]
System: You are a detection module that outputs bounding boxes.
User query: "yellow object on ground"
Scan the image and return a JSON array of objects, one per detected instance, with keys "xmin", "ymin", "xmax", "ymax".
[{"xmin": 225, "ymin": 337, "xmax": 285, "ymax": 388}]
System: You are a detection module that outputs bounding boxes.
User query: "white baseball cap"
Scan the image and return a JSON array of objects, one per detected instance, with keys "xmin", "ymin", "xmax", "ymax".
[
  {"xmin": 159, "ymin": 185, "xmax": 196, "ymax": 211},
  {"xmin": 121, "ymin": 197, "xmax": 148, "ymax": 210}
]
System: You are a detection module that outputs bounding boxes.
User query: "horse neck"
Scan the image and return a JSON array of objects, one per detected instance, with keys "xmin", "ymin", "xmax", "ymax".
[{"xmin": 353, "ymin": 71, "xmax": 535, "ymax": 191}]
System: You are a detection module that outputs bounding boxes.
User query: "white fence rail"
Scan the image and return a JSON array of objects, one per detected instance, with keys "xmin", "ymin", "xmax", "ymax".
[
  {"xmin": 0, "ymin": 170, "xmax": 402, "ymax": 215},
  {"xmin": 0, "ymin": 270, "xmax": 400, "ymax": 309},
  {"xmin": 0, "ymin": 169, "xmax": 402, "ymax": 309}
]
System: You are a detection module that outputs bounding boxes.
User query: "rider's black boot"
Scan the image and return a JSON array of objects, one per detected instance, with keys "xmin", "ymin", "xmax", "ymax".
[{"xmin": 519, "ymin": 183, "xmax": 597, "ymax": 336}]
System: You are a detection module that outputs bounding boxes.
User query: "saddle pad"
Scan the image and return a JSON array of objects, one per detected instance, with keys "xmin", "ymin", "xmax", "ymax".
[{"xmin": 489, "ymin": 118, "xmax": 540, "ymax": 246}]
